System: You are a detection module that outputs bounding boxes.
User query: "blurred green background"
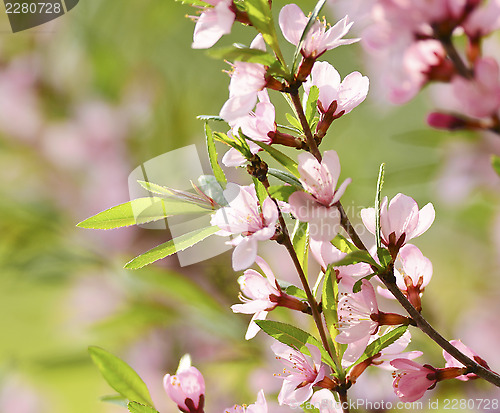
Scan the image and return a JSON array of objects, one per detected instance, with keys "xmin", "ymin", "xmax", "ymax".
[{"xmin": 0, "ymin": 1, "xmax": 499, "ymax": 412}]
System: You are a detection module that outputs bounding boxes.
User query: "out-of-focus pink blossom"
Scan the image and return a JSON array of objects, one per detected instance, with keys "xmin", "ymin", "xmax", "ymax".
[
  {"xmin": 211, "ymin": 183, "xmax": 278, "ymax": 271},
  {"xmin": 272, "ymin": 343, "xmax": 327, "ymax": 406},
  {"xmin": 279, "ymin": 4, "xmax": 358, "ymax": 59},
  {"xmin": 361, "ymin": 193, "xmax": 435, "ymax": 253},
  {"xmin": 304, "ymin": 61, "xmax": 369, "ymax": 116},
  {"xmin": 309, "ymin": 389, "xmax": 342, "ymax": 413},
  {"xmin": 463, "ymin": 0, "xmax": 500, "ymax": 40},
  {"xmin": 220, "ymin": 35, "xmax": 268, "ymax": 122},
  {"xmin": 192, "ymin": 0, "xmax": 236, "ymax": 49},
  {"xmin": 390, "ymin": 359, "xmax": 437, "ymax": 402},
  {"xmin": 289, "ymin": 151, "xmax": 351, "ymax": 241},
  {"xmin": 163, "ymin": 366, "xmax": 205, "ymax": 412},
  {"xmin": 452, "ymin": 57, "xmax": 500, "ymax": 118},
  {"xmin": 224, "ymin": 389, "xmax": 268, "ymax": 413},
  {"xmin": 442, "ymin": 340, "xmax": 490, "ymax": 381}
]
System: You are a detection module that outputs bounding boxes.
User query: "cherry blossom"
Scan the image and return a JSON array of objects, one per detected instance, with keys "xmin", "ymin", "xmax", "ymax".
[
  {"xmin": 279, "ymin": 4, "xmax": 358, "ymax": 59},
  {"xmin": 272, "ymin": 342, "xmax": 327, "ymax": 406},
  {"xmin": 224, "ymin": 389, "xmax": 268, "ymax": 413},
  {"xmin": 443, "ymin": 340, "xmax": 490, "ymax": 381},
  {"xmin": 163, "ymin": 366, "xmax": 205, "ymax": 413},
  {"xmin": 360, "ymin": 193, "xmax": 435, "ymax": 255},
  {"xmin": 211, "ymin": 183, "xmax": 278, "ymax": 271},
  {"xmin": 289, "ymin": 150, "xmax": 351, "ymax": 241},
  {"xmin": 463, "ymin": 0, "xmax": 500, "ymax": 40},
  {"xmin": 309, "ymin": 389, "xmax": 342, "ymax": 413},
  {"xmin": 192, "ymin": 0, "xmax": 236, "ymax": 49},
  {"xmin": 390, "ymin": 359, "xmax": 437, "ymax": 402}
]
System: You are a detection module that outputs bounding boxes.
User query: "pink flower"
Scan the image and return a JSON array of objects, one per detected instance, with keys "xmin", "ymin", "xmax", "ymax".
[
  {"xmin": 304, "ymin": 61, "xmax": 369, "ymax": 117},
  {"xmin": 279, "ymin": 4, "xmax": 358, "ymax": 58},
  {"xmin": 443, "ymin": 340, "xmax": 489, "ymax": 381},
  {"xmin": 272, "ymin": 343, "xmax": 327, "ymax": 406},
  {"xmin": 163, "ymin": 366, "xmax": 205, "ymax": 413},
  {"xmin": 390, "ymin": 359, "xmax": 437, "ymax": 402},
  {"xmin": 452, "ymin": 57, "xmax": 500, "ymax": 118},
  {"xmin": 224, "ymin": 389, "xmax": 268, "ymax": 413},
  {"xmin": 220, "ymin": 36, "xmax": 268, "ymax": 123},
  {"xmin": 289, "ymin": 150, "xmax": 351, "ymax": 241},
  {"xmin": 310, "ymin": 389, "xmax": 342, "ymax": 413},
  {"xmin": 211, "ymin": 183, "xmax": 278, "ymax": 271},
  {"xmin": 361, "ymin": 193, "xmax": 435, "ymax": 253},
  {"xmin": 377, "ymin": 244, "xmax": 432, "ymax": 311},
  {"xmin": 191, "ymin": 0, "xmax": 236, "ymax": 49},
  {"xmin": 463, "ymin": 0, "xmax": 500, "ymax": 40}
]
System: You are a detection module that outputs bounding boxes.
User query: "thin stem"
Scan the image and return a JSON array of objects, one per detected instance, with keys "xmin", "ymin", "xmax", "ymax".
[
  {"xmin": 289, "ymin": 89, "xmax": 322, "ymax": 162},
  {"xmin": 338, "ymin": 390, "xmax": 350, "ymax": 413},
  {"xmin": 438, "ymin": 33, "xmax": 473, "ymax": 79}
]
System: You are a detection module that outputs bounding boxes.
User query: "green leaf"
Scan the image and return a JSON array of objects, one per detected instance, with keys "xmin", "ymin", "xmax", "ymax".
[
  {"xmin": 196, "ymin": 115, "xmax": 224, "ymax": 122},
  {"xmin": 76, "ymin": 197, "xmax": 203, "ymax": 230},
  {"xmin": 377, "ymin": 248, "xmax": 392, "ymax": 267},
  {"xmin": 267, "ymin": 168, "xmax": 303, "ymax": 187},
  {"xmin": 330, "ymin": 234, "xmax": 357, "ymax": 254},
  {"xmin": 351, "ymin": 326, "xmax": 409, "ymax": 369},
  {"xmin": 255, "ymin": 320, "xmax": 336, "ymax": 369},
  {"xmin": 285, "ymin": 113, "xmax": 303, "ymax": 132},
  {"xmin": 101, "ymin": 394, "xmax": 128, "ymax": 407},
  {"xmin": 492, "ymin": 155, "xmax": 500, "ymax": 176},
  {"xmin": 252, "ymin": 177, "xmax": 268, "ymax": 205},
  {"xmin": 128, "ymin": 402, "xmax": 160, "ymax": 413},
  {"xmin": 205, "ymin": 123, "xmax": 227, "ymax": 188},
  {"xmin": 301, "ymin": 402, "xmax": 321, "ymax": 413},
  {"xmin": 268, "ymin": 185, "xmax": 297, "ymax": 202},
  {"xmin": 88, "ymin": 346, "xmax": 154, "ymax": 407},
  {"xmin": 375, "ymin": 163, "xmax": 385, "ymax": 255},
  {"xmin": 214, "ymin": 131, "xmax": 252, "ymax": 158},
  {"xmin": 352, "ymin": 273, "xmax": 377, "ymax": 293},
  {"xmin": 244, "ymin": 0, "xmax": 284, "ymax": 63},
  {"xmin": 332, "ymin": 250, "xmax": 380, "ymax": 269},
  {"xmin": 251, "ymin": 140, "xmax": 300, "ymax": 177},
  {"xmin": 281, "ymin": 283, "xmax": 308, "ymax": 300},
  {"xmin": 208, "ymin": 44, "xmax": 277, "ymax": 65},
  {"xmin": 291, "ymin": 0, "xmax": 328, "ymax": 74},
  {"xmin": 292, "ymin": 221, "xmax": 309, "ymax": 275},
  {"xmin": 305, "ymin": 85, "xmax": 319, "ymax": 126},
  {"xmin": 124, "ymin": 226, "xmax": 220, "ymax": 269},
  {"xmin": 321, "ymin": 266, "xmax": 342, "ymax": 373}
]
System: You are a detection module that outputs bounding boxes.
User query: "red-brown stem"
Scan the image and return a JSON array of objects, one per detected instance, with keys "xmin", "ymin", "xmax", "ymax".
[
  {"xmin": 338, "ymin": 390, "xmax": 350, "ymax": 413},
  {"xmin": 435, "ymin": 31, "xmax": 473, "ymax": 79}
]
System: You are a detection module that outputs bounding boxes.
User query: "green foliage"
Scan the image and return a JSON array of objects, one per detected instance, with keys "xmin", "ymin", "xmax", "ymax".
[
  {"xmin": 88, "ymin": 347, "xmax": 154, "ymax": 407},
  {"xmin": 375, "ymin": 163, "xmax": 385, "ymax": 260},
  {"xmin": 332, "ymin": 250, "xmax": 379, "ymax": 269},
  {"xmin": 280, "ymin": 283, "xmax": 308, "ymax": 300},
  {"xmin": 352, "ymin": 273, "xmax": 377, "ymax": 294},
  {"xmin": 292, "ymin": 221, "xmax": 309, "ymax": 275},
  {"xmin": 252, "ymin": 177, "xmax": 268, "ymax": 205},
  {"xmin": 305, "ymin": 86, "xmax": 319, "ymax": 126},
  {"xmin": 321, "ymin": 266, "xmax": 342, "ymax": 373},
  {"xmin": 268, "ymin": 185, "xmax": 297, "ymax": 202},
  {"xmin": 124, "ymin": 226, "xmax": 220, "ymax": 269},
  {"xmin": 492, "ymin": 155, "xmax": 500, "ymax": 176},
  {"xmin": 205, "ymin": 123, "xmax": 227, "ymax": 188},
  {"xmin": 255, "ymin": 320, "xmax": 336, "ymax": 369},
  {"xmin": 208, "ymin": 44, "xmax": 277, "ymax": 66},
  {"xmin": 267, "ymin": 168, "xmax": 302, "ymax": 187},
  {"xmin": 291, "ymin": 0, "xmax": 328, "ymax": 74},
  {"xmin": 285, "ymin": 113, "xmax": 304, "ymax": 132},
  {"xmin": 330, "ymin": 234, "xmax": 357, "ymax": 254},
  {"xmin": 214, "ymin": 131, "xmax": 253, "ymax": 158},
  {"xmin": 100, "ymin": 395, "xmax": 128, "ymax": 407},
  {"xmin": 252, "ymin": 140, "xmax": 300, "ymax": 177},
  {"xmin": 128, "ymin": 402, "xmax": 160, "ymax": 413}
]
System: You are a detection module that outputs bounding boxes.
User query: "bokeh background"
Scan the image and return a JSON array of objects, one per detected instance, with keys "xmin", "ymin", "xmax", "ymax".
[{"xmin": 1, "ymin": 1, "xmax": 499, "ymax": 412}]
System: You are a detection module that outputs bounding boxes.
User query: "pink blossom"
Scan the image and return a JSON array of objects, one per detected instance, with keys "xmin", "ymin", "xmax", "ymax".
[
  {"xmin": 272, "ymin": 343, "xmax": 327, "ymax": 406},
  {"xmin": 309, "ymin": 389, "xmax": 342, "ymax": 413},
  {"xmin": 463, "ymin": 0, "xmax": 500, "ymax": 40},
  {"xmin": 163, "ymin": 366, "xmax": 205, "ymax": 412},
  {"xmin": 452, "ymin": 57, "xmax": 500, "ymax": 118},
  {"xmin": 390, "ymin": 359, "xmax": 437, "ymax": 402},
  {"xmin": 289, "ymin": 150, "xmax": 351, "ymax": 241},
  {"xmin": 211, "ymin": 183, "xmax": 278, "ymax": 271},
  {"xmin": 192, "ymin": 0, "xmax": 236, "ymax": 49},
  {"xmin": 360, "ymin": 193, "xmax": 435, "ymax": 252},
  {"xmin": 442, "ymin": 340, "xmax": 489, "ymax": 381},
  {"xmin": 224, "ymin": 389, "xmax": 268, "ymax": 413},
  {"xmin": 304, "ymin": 61, "xmax": 369, "ymax": 116},
  {"xmin": 279, "ymin": 4, "xmax": 358, "ymax": 59},
  {"xmin": 220, "ymin": 36, "xmax": 268, "ymax": 123}
]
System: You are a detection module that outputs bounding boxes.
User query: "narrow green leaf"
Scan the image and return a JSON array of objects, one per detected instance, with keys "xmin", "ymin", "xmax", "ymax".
[
  {"xmin": 332, "ymin": 250, "xmax": 380, "ymax": 269},
  {"xmin": 322, "ymin": 267, "xmax": 342, "ymax": 373},
  {"xmin": 214, "ymin": 131, "xmax": 252, "ymax": 158},
  {"xmin": 268, "ymin": 185, "xmax": 297, "ymax": 202},
  {"xmin": 124, "ymin": 226, "xmax": 220, "ymax": 269},
  {"xmin": 492, "ymin": 155, "xmax": 500, "ymax": 176},
  {"xmin": 255, "ymin": 320, "xmax": 336, "ymax": 369},
  {"xmin": 205, "ymin": 123, "xmax": 227, "ymax": 188},
  {"xmin": 196, "ymin": 115, "xmax": 224, "ymax": 122},
  {"xmin": 352, "ymin": 273, "xmax": 377, "ymax": 294},
  {"xmin": 375, "ymin": 163, "xmax": 385, "ymax": 255},
  {"xmin": 331, "ymin": 234, "xmax": 357, "ymax": 254},
  {"xmin": 291, "ymin": 0, "xmax": 328, "ymax": 74},
  {"xmin": 281, "ymin": 283, "xmax": 308, "ymax": 300},
  {"xmin": 285, "ymin": 113, "xmax": 303, "ymax": 132},
  {"xmin": 292, "ymin": 221, "xmax": 309, "ymax": 275},
  {"xmin": 267, "ymin": 168, "xmax": 303, "ymax": 187},
  {"xmin": 128, "ymin": 402, "xmax": 160, "ymax": 413},
  {"xmin": 305, "ymin": 86, "xmax": 319, "ymax": 126},
  {"xmin": 351, "ymin": 326, "xmax": 409, "ymax": 369},
  {"xmin": 76, "ymin": 197, "xmax": 202, "ymax": 230},
  {"xmin": 252, "ymin": 177, "xmax": 268, "ymax": 205},
  {"xmin": 101, "ymin": 394, "xmax": 128, "ymax": 407},
  {"xmin": 88, "ymin": 346, "xmax": 154, "ymax": 407},
  {"xmin": 377, "ymin": 248, "xmax": 392, "ymax": 267},
  {"xmin": 251, "ymin": 140, "xmax": 300, "ymax": 177},
  {"xmin": 208, "ymin": 45, "xmax": 277, "ymax": 65}
]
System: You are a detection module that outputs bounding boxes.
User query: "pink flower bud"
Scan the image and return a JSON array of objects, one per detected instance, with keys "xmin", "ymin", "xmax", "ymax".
[
  {"xmin": 427, "ymin": 112, "xmax": 467, "ymax": 130},
  {"xmin": 163, "ymin": 366, "xmax": 205, "ymax": 413}
]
